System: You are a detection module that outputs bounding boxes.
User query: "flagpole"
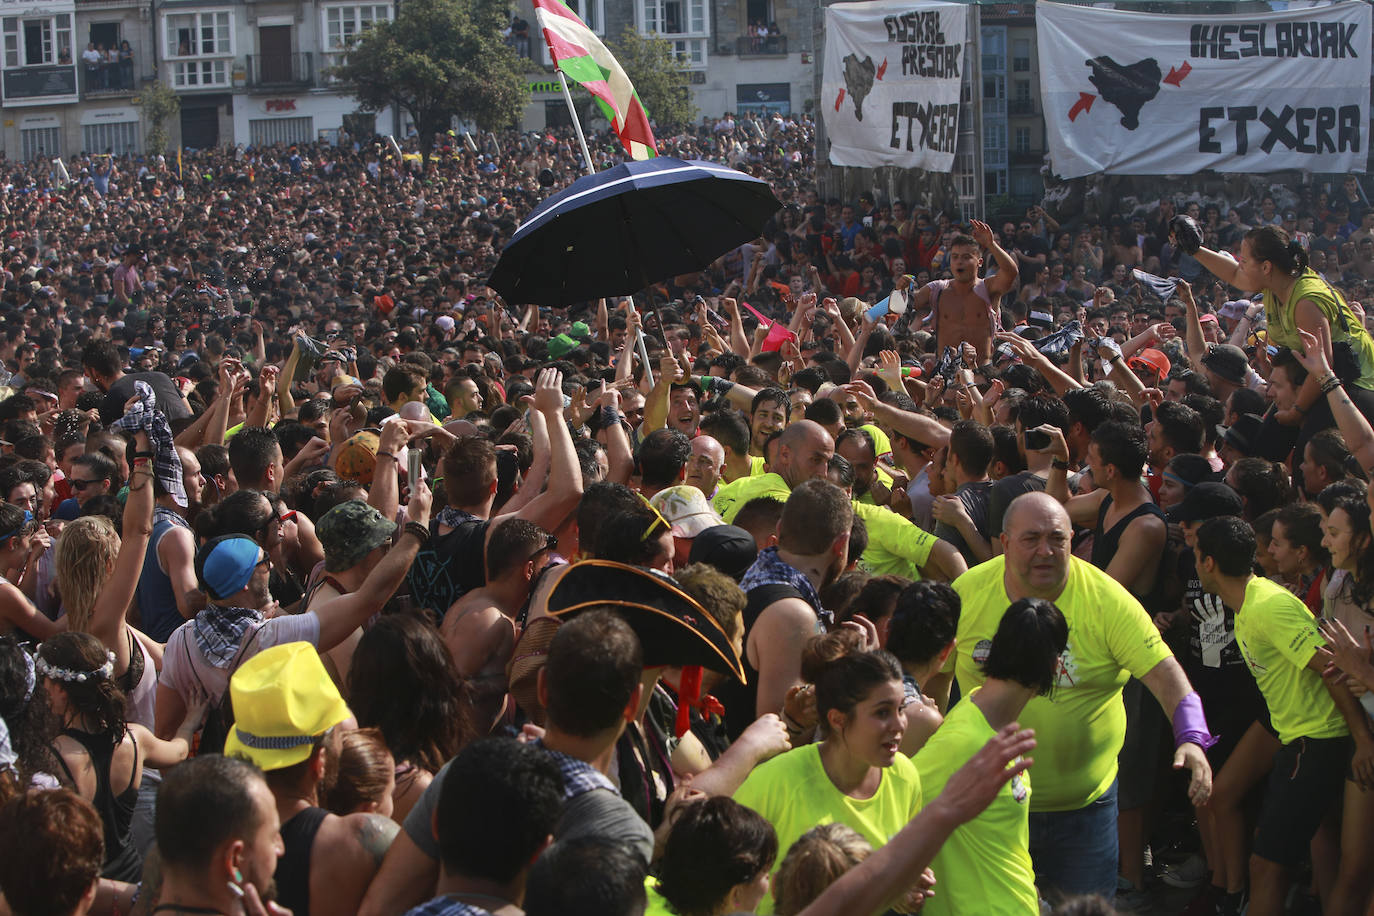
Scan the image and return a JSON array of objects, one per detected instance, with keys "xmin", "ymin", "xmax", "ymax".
[{"xmin": 556, "ymin": 69, "xmax": 596, "ymax": 177}]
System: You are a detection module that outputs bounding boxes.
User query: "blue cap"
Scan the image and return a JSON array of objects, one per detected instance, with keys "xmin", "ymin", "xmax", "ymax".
[{"xmin": 196, "ymin": 535, "xmax": 263, "ymax": 600}]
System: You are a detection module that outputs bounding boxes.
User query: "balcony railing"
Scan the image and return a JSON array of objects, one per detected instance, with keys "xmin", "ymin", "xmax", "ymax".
[
  {"xmin": 245, "ymin": 52, "xmax": 313, "ymax": 89},
  {"xmin": 737, "ymin": 34, "xmax": 787, "ymax": 55},
  {"xmin": 83, "ymin": 71, "xmax": 152, "ymax": 99},
  {"xmin": 1010, "ymin": 148, "xmax": 1045, "ymax": 165},
  {"xmin": 1007, "ymin": 98, "xmax": 1039, "ymax": 116}
]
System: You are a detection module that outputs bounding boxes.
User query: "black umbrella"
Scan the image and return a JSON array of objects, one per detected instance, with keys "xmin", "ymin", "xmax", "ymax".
[{"xmin": 487, "ymin": 156, "xmax": 782, "ymax": 307}]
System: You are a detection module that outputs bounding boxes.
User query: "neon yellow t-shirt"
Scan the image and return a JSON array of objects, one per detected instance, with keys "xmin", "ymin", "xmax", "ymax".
[
  {"xmin": 750, "ymin": 455, "xmax": 768, "ymax": 476},
  {"xmin": 858, "ymin": 463, "xmax": 896, "ymax": 506},
  {"xmin": 855, "ymin": 501, "xmax": 936, "ymax": 579},
  {"xmin": 713, "ymin": 472, "xmax": 789, "ymax": 524},
  {"xmin": 643, "ymin": 878, "xmax": 676, "ymax": 916},
  {"xmin": 734, "ymin": 742, "xmax": 923, "ymax": 915},
  {"xmin": 713, "ymin": 474, "xmax": 937, "ymax": 580},
  {"xmin": 949, "ymin": 556, "xmax": 1173, "ymax": 811},
  {"xmin": 1236, "ymin": 576, "xmax": 1349, "ymax": 745},
  {"xmin": 913, "ymin": 693, "xmax": 1038, "ymax": 916}
]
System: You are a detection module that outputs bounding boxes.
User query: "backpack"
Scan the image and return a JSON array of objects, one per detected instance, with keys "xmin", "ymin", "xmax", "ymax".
[{"xmin": 185, "ymin": 626, "xmax": 261, "ymax": 756}]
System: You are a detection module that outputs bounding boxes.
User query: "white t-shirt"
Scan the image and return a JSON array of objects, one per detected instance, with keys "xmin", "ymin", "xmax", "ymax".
[{"xmin": 159, "ymin": 611, "xmax": 322, "ymax": 705}]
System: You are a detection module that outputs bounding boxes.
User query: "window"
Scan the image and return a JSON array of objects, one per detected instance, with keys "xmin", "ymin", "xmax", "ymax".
[
  {"xmin": 164, "ymin": 10, "xmax": 232, "ymax": 87},
  {"xmin": 983, "ymin": 120, "xmax": 1005, "ymax": 152},
  {"xmin": 563, "ymin": 0, "xmax": 601, "ymax": 34},
  {"xmin": 639, "ymin": 0, "xmax": 708, "ymax": 68},
  {"xmin": 164, "ymin": 11, "xmax": 231, "ymax": 59},
  {"xmin": 21, "ymin": 126, "xmax": 60, "ymax": 161},
  {"xmin": 637, "ymin": 0, "xmax": 708, "ymax": 69},
  {"xmin": 1014, "ymin": 126, "xmax": 1030, "ymax": 154},
  {"xmin": 955, "ymin": 150, "xmax": 977, "ymax": 204},
  {"xmin": 1012, "ymin": 38, "xmax": 1030, "ymax": 72},
  {"xmin": 323, "ymin": 4, "xmax": 390, "ymax": 51},
  {"xmin": 84, "ymin": 122, "xmax": 140, "ymax": 156},
  {"xmin": 1014, "ymin": 80, "xmax": 1030, "ymax": 102},
  {"xmin": 250, "ymin": 115, "xmax": 314, "ymax": 146},
  {"xmin": 3, "ymin": 14, "xmax": 71, "ymax": 67}
]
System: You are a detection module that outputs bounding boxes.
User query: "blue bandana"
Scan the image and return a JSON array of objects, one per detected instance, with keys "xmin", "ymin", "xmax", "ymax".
[{"xmin": 739, "ymin": 547, "xmax": 832, "ymax": 628}]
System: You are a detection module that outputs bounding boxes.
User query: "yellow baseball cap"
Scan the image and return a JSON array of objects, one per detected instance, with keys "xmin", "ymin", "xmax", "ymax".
[{"xmin": 224, "ymin": 643, "xmax": 350, "ymax": 771}]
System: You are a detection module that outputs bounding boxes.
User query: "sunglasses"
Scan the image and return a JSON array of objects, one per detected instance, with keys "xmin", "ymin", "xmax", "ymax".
[{"xmin": 69, "ymin": 479, "xmax": 102, "ymax": 491}]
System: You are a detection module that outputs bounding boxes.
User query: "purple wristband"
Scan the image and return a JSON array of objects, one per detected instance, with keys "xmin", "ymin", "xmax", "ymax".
[{"xmin": 1172, "ymin": 690, "xmax": 1218, "ymax": 750}]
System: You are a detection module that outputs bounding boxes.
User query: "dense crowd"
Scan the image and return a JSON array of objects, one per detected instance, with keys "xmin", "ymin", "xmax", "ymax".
[{"xmin": 0, "ymin": 113, "xmax": 1373, "ymax": 916}]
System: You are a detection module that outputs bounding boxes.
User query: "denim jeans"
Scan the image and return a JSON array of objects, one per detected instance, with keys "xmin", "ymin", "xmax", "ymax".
[{"xmin": 1027, "ymin": 778, "xmax": 1119, "ymax": 901}]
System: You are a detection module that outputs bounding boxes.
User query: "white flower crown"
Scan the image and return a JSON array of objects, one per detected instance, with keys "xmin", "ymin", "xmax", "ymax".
[{"xmin": 35, "ymin": 650, "xmax": 115, "ymax": 684}]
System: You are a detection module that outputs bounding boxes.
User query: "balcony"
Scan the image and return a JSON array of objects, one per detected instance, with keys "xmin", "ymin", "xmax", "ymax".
[
  {"xmin": 1010, "ymin": 148, "xmax": 1045, "ymax": 165},
  {"xmin": 1008, "ymin": 98, "xmax": 1038, "ymax": 116},
  {"xmin": 245, "ymin": 52, "xmax": 313, "ymax": 89},
  {"xmin": 83, "ymin": 71, "xmax": 153, "ymax": 100},
  {"xmin": 736, "ymin": 34, "xmax": 787, "ymax": 56}
]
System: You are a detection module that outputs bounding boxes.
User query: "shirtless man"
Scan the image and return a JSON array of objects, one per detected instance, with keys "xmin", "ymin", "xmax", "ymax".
[
  {"xmin": 904, "ymin": 220, "xmax": 1018, "ymax": 363},
  {"xmin": 441, "ymin": 517, "xmax": 555, "ymax": 730}
]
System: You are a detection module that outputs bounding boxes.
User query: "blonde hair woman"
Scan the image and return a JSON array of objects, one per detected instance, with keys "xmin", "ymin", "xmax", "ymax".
[{"xmin": 55, "ymin": 430, "xmax": 156, "ymax": 728}]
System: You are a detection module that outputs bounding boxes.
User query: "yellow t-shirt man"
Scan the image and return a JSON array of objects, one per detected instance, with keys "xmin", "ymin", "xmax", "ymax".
[
  {"xmin": 1235, "ymin": 576, "xmax": 1349, "ymax": 745},
  {"xmin": 914, "ymin": 692, "xmax": 1038, "ymax": 916},
  {"xmin": 734, "ymin": 742, "xmax": 923, "ymax": 915},
  {"xmin": 713, "ymin": 475, "xmax": 938, "ymax": 579},
  {"xmin": 712, "ymin": 472, "xmax": 789, "ymax": 524},
  {"xmin": 949, "ymin": 556, "xmax": 1173, "ymax": 812}
]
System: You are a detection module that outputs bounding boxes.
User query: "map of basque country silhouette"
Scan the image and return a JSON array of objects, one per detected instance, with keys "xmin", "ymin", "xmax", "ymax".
[
  {"xmin": 1085, "ymin": 55, "xmax": 1162, "ymax": 129},
  {"xmin": 842, "ymin": 53, "xmax": 877, "ymax": 120}
]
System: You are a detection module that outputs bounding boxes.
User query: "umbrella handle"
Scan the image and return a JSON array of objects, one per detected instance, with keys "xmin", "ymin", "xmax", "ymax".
[{"xmin": 636, "ymin": 329, "xmax": 654, "ymax": 388}]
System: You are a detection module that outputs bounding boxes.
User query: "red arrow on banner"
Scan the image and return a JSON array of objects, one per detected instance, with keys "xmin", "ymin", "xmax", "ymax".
[
  {"xmin": 1068, "ymin": 92, "xmax": 1095, "ymax": 121},
  {"xmin": 835, "ymin": 87, "xmax": 846, "ymax": 111},
  {"xmin": 877, "ymin": 58, "xmax": 888, "ymax": 80},
  {"xmin": 1163, "ymin": 60, "xmax": 1192, "ymax": 86}
]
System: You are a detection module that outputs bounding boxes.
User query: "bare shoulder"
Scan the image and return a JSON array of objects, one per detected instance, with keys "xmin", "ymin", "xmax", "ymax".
[
  {"xmin": 757, "ymin": 595, "xmax": 821, "ymax": 633},
  {"xmin": 326, "ymin": 811, "xmax": 399, "ymax": 870}
]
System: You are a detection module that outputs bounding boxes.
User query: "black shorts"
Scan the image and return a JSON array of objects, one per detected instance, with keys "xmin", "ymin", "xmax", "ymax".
[{"xmin": 1252, "ymin": 735, "xmax": 1353, "ymax": 868}]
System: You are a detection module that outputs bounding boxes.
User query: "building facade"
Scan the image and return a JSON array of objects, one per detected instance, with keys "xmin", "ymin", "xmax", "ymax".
[
  {"xmin": 0, "ymin": 0, "xmax": 397, "ymax": 158},
  {"xmin": 2, "ymin": 0, "xmax": 154, "ymax": 159},
  {"xmin": 514, "ymin": 0, "xmax": 817, "ymax": 132},
  {"xmin": 157, "ymin": 0, "xmax": 396, "ymax": 150}
]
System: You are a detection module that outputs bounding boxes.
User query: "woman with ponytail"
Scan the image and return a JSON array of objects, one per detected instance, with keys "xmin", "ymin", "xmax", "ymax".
[
  {"xmin": 1186, "ymin": 224, "xmax": 1374, "ymax": 484},
  {"xmin": 733, "ymin": 628, "xmax": 928, "ymax": 914}
]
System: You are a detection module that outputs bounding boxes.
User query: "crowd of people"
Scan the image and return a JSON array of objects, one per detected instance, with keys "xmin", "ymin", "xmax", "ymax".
[{"xmin": 0, "ymin": 113, "xmax": 1372, "ymax": 916}]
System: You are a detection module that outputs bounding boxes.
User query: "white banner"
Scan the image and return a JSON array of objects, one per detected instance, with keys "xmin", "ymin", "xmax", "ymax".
[
  {"xmin": 822, "ymin": 0, "xmax": 967, "ymax": 171},
  {"xmin": 1037, "ymin": 1, "xmax": 1371, "ymax": 178}
]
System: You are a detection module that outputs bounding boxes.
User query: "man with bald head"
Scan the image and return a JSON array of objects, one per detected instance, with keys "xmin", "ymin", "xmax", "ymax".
[
  {"xmin": 710, "ymin": 420, "xmax": 835, "ymax": 522},
  {"xmin": 683, "ymin": 435, "xmax": 726, "ymax": 498},
  {"xmin": 938, "ymin": 492, "xmax": 1215, "ymax": 904}
]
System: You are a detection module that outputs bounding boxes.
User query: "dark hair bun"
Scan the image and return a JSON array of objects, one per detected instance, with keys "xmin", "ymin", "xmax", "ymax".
[{"xmin": 799, "ymin": 628, "xmax": 865, "ymax": 684}]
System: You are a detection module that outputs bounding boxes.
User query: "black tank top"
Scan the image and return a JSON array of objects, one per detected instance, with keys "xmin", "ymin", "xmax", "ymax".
[
  {"xmin": 57, "ymin": 728, "xmax": 141, "ymax": 882},
  {"xmin": 1091, "ymin": 495, "xmax": 1167, "ymax": 613},
  {"xmin": 276, "ymin": 806, "xmax": 329, "ymax": 915},
  {"xmin": 718, "ymin": 583, "xmax": 804, "ymax": 741}
]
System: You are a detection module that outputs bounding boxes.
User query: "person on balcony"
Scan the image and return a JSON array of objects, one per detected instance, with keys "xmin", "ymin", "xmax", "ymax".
[
  {"xmin": 81, "ymin": 42, "xmax": 101, "ymax": 92},
  {"xmin": 118, "ymin": 41, "xmax": 134, "ymax": 90}
]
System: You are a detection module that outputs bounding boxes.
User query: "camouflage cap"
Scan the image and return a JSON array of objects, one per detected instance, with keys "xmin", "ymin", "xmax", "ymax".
[{"xmin": 316, "ymin": 499, "xmax": 397, "ymax": 573}]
